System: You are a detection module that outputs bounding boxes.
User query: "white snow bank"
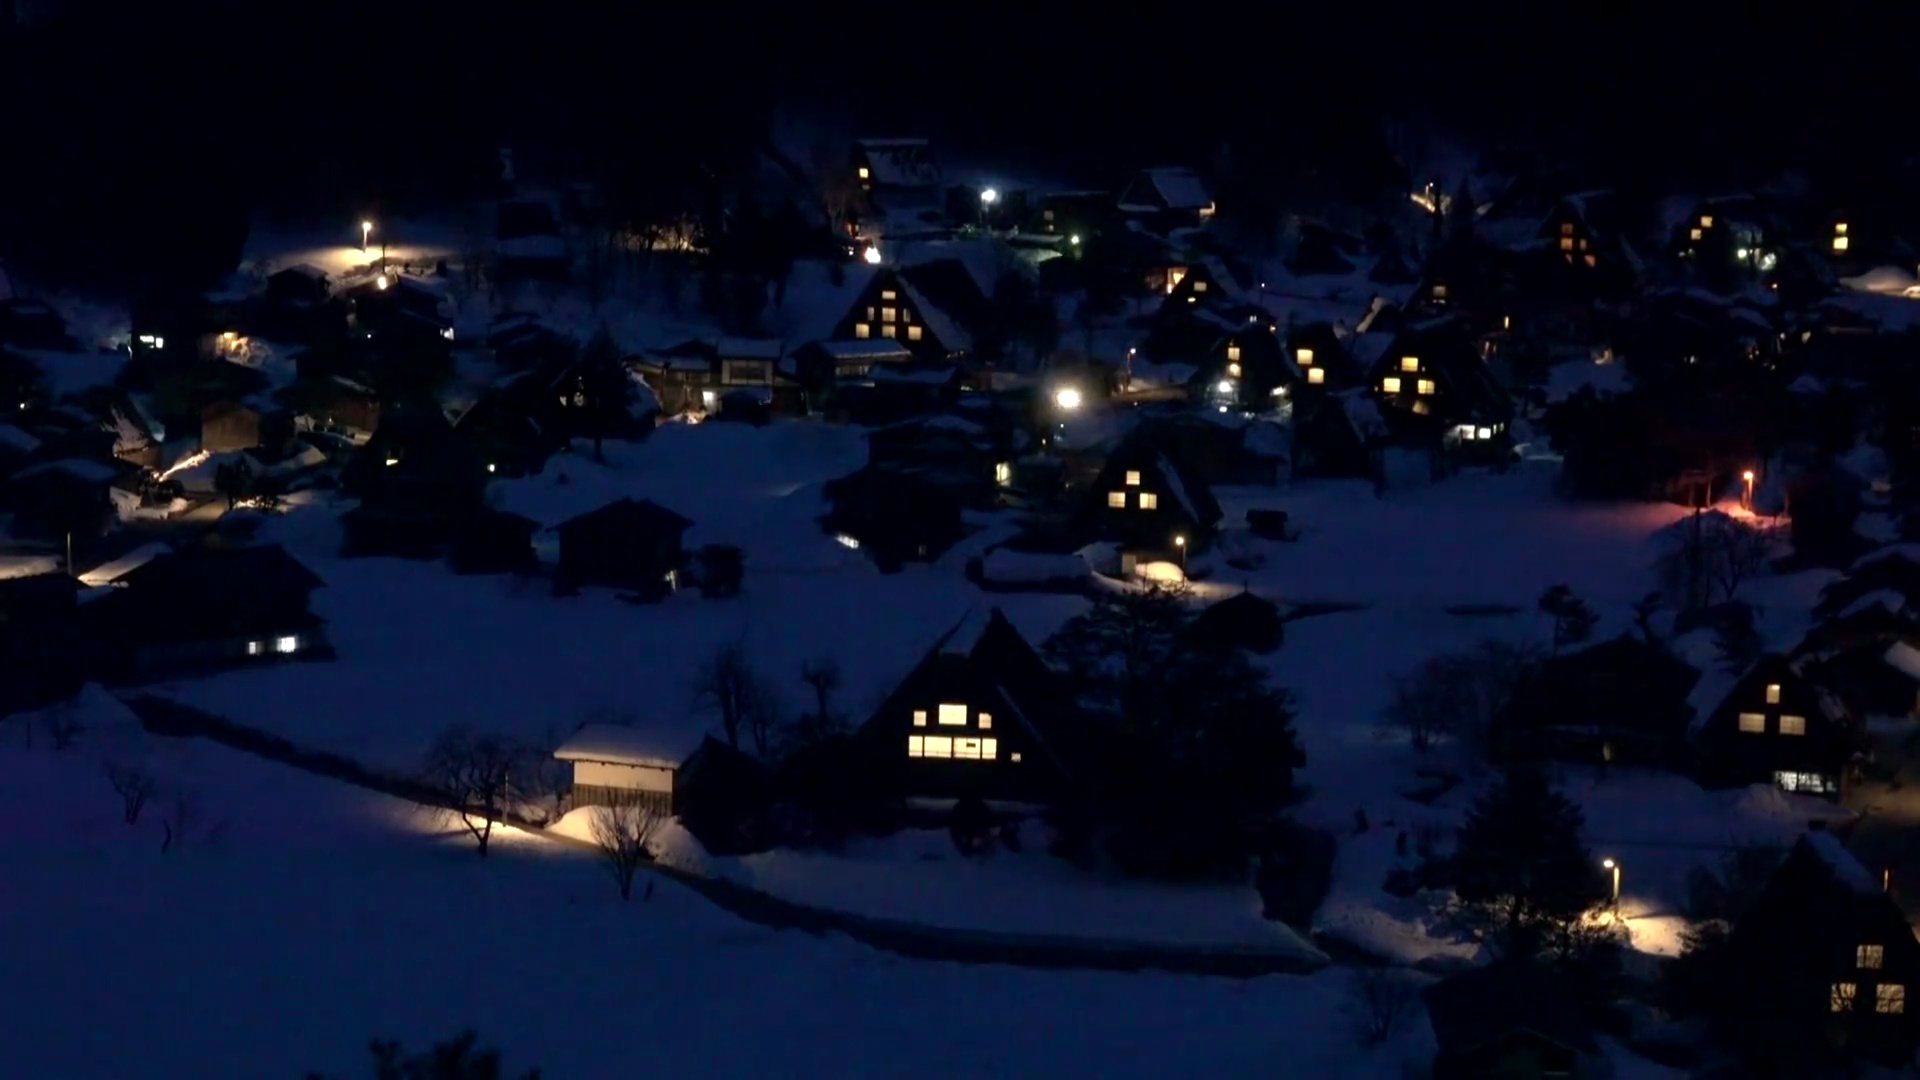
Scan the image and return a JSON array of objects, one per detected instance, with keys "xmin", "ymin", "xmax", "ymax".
[{"xmin": 980, "ymin": 548, "xmax": 1088, "ymax": 585}]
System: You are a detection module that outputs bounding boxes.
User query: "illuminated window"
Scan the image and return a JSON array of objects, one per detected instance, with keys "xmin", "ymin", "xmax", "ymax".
[
  {"xmin": 1476, "ymin": 427, "xmax": 1492, "ymax": 440},
  {"xmin": 1432, "ymin": 284, "xmax": 1448, "ymax": 299},
  {"xmin": 1583, "ymin": 254, "xmax": 1597, "ymax": 267},
  {"xmin": 1125, "ymin": 470, "xmax": 1141, "ymax": 486},
  {"xmin": 1226, "ymin": 344, "xmax": 1241, "ymax": 362},
  {"xmin": 1400, "ymin": 356, "xmax": 1419, "ymax": 372},
  {"xmin": 921, "ymin": 736, "xmax": 953, "ymax": 758},
  {"xmin": 907, "ymin": 325, "xmax": 923, "ymax": 341},
  {"xmin": 994, "ymin": 462, "xmax": 1011, "ymax": 486},
  {"xmin": 1227, "ymin": 362, "xmax": 1242, "ymax": 377},
  {"xmin": 855, "ymin": 323, "xmax": 870, "ymax": 338},
  {"xmin": 1412, "ymin": 400, "xmax": 1430, "ymax": 415},
  {"xmin": 1193, "ymin": 280, "xmax": 1208, "ymax": 293},
  {"xmin": 1139, "ymin": 492, "xmax": 1159, "ymax": 510},
  {"xmin": 978, "ymin": 713, "xmax": 992, "ymax": 730},
  {"xmin": 881, "ymin": 307, "xmax": 897, "ymax": 323},
  {"xmin": 858, "ymin": 166, "xmax": 870, "ymax": 180},
  {"xmin": 274, "ymin": 636, "xmax": 299, "ymax": 654},
  {"xmin": 1834, "ymin": 236, "xmax": 1851, "ymax": 253},
  {"xmin": 913, "ymin": 710, "xmax": 927, "ymax": 727},
  {"xmin": 952, "ymin": 737, "xmax": 998, "ymax": 761},
  {"xmin": 246, "ymin": 641, "xmax": 264, "ymax": 657},
  {"xmin": 1860, "ymin": 945, "xmax": 1886, "ymax": 970},
  {"xmin": 1689, "ymin": 228, "xmax": 1702, "ymax": 241},
  {"xmin": 1879, "ymin": 984, "xmax": 1906, "ymax": 1014},
  {"xmin": 938, "ymin": 704, "xmax": 966, "ymax": 727},
  {"xmin": 1307, "ymin": 367, "xmax": 1325, "ymax": 385},
  {"xmin": 881, "ymin": 325, "xmax": 896, "ymax": 338},
  {"xmin": 908, "ymin": 735, "xmax": 921, "ymax": 756},
  {"xmin": 1738, "ymin": 712, "xmax": 1766, "ymax": 733},
  {"xmin": 1108, "ymin": 490, "xmax": 1126, "ymax": 508},
  {"xmin": 1701, "ymin": 215, "xmax": 1714, "ymax": 228},
  {"xmin": 1560, "ymin": 223, "xmax": 1574, "ymax": 236},
  {"xmin": 1382, "ymin": 377, "xmax": 1402, "ymax": 393},
  {"xmin": 1766, "ymin": 683, "xmax": 1781, "ymax": 704},
  {"xmin": 1297, "ymin": 348, "xmax": 1314, "ymax": 365},
  {"xmin": 1010, "ymin": 751, "xmax": 1023, "ymax": 762},
  {"xmin": 1560, "ymin": 237, "xmax": 1574, "ymax": 252},
  {"xmin": 1834, "ymin": 983, "xmax": 1858, "ymax": 1012},
  {"xmin": 901, "ymin": 309, "xmax": 911, "ymax": 324},
  {"xmin": 1780, "ymin": 714, "xmax": 1807, "ymax": 736},
  {"xmin": 1416, "ymin": 379, "xmax": 1436, "ymax": 395},
  {"xmin": 1835, "ymin": 222, "xmax": 1849, "ymax": 236},
  {"xmin": 881, "ymin": 289, "xmax": 897, "ymax": 300},
  {"xmin": 1043, "ymin": 209, "xmax": 1054, "ymax": 221}
]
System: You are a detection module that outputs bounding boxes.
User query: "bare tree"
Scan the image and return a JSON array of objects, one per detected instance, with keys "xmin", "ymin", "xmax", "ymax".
[
  {"xmin": 1351, "ymin": 968, "xmax": 1421, "ymax": 1046},
  {"xmin": 103, "ymin": 760, "xmax": 157, "ymax": 824},
  {"xmin": 42, "ymin": 700, "xmax": 83, "ymax": 750},
  {"xmin": 590, "ymin": 797, "xmax": 666, "ymax": 901},
  {"xmin": 421, "ymin": 726, "xmax": 527, "ymax": 859},
  {"xmin": 1382, "ymin": 665, "xmax": 1457, "ymax": 752},
  {"xmin": 795, "ymin": 654, "xmax": 845, "ymax": 747},
  {"xmin": 1380, "ymin": 641, "xmax": 1542, "ymax": 762},
  {"xmin": 1659, "ymin": 512, "xmax": 1779, "ymax": 611},
  {"xmin": 1708, "ymin": 520, "xmax": 1778, "ymax": 605},
  {"xmin": 693, "ymin": 638, "xmax": 768, "ymax": 752}
]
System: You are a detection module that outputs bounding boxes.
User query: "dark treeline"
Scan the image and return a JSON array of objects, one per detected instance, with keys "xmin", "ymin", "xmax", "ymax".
[{"xmin": 0, "ymin": 2, "xmax": 1913, "ymax": 294}]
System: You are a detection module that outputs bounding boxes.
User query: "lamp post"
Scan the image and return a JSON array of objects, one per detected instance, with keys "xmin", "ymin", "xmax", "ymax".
[
  {"xmin": 979, "ymin": 187, "xmax": 998, "ymax": 231},
  {"xmin": 360, "ymin": 219, "xmax": 372, "ymax": 253},
  {"xmin": 1174, "ymin": 534, "xmax": 1187, "ymax": 572},
  {"xmin": 1602, "ymin": 857, "xmax": 1620, "ymax": 908},
  {"xmin": 1742, "ymin": 469, "xmax": 1756, "ymax": 510}
]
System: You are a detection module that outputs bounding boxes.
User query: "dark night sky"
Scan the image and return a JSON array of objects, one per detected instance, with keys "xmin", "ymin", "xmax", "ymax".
[{"xmin": 2, "ymin": 2, "xmax": 1916, "ymax": 288}]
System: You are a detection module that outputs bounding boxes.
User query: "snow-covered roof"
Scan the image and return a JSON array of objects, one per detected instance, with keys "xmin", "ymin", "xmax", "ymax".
[
  {"xmin": 0, "ymin": 423, "xmax": 41, "ymax": 454},
  {"xmin": 11, "ymin": 457, "xmax": 116, "ymax": 484},
  {"xmin": 1155, "ymin": 452, "xmax": 1200, "ymax": 522},
  {"xmin": 1804, "ymin": 830, "xmax": 1880, "ymax": 897},
  {"xmin": 1124, "ymin": 168, "xmax": 1212, "ymax": 212},
  {"xmin": 553, "ymin": 723, "xmax": 693, "ymax": 769},
  {"xmin": 871, "ymin": 365, "xmax": 956, "ymax": 385},
  {"xmin": 1339, "ymin": 391, "xmax": 1387, "ymax": 441},
  {"xmin": 1840, "ymin": 265, "xmax": 1920, "ymax": 298},
  {"xmin": 77, "ymin": 542, "xmax": 171, "ymax": 587},
  {"xmin": 1243, "ymin": 420, "xmax": 1288, "ymax": 459},
  {"xmin": 278, "ymin": 263, "xmax": 329, "ymax": 282},
  {"xmin": 855, "ymin": 138, "xmax": 941, "ymax": 187},
  {"xmin": 1884, "ymin": 641, "xmax": 1920, "ymax": 682},
  {"xmin": 814, "ymin": 339, "xmax": 912, "ymax": 361},
  {"xmin": 899, "ymin": 278, "xmax": 972, "ymax": 352},
  {"xmin": 869, "ymin": 414, "xmax": 987, "ymax": 438},
  {"xmin": 1843, "ymin": 589, "xmax": 1907, "ymax": 620},
  {"xmin": 715, "ymin": 338, "xmax": 783, "ymax": 360}
]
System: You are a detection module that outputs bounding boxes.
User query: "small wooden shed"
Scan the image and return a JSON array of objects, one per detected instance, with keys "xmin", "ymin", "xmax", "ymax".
[{"xmin": 553, "ymin": 724, "xmax": 689, "ymax": 813}]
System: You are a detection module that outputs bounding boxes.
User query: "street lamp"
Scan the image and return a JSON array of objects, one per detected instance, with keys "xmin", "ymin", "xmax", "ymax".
[
  {"xmin": 862, "ymin": 245, "xmax": 882, "ymax": 265},
  {"xmin": 360, "ymin": 219, "xmax": 373, "ymax": 252},
  {"xmin": 980, "ymin": 188, "xmax": 999, "ymax": 206},
  {"xmin": 1602, "ymin": 857, "xmax": 1620, "ymax": 906},
  {"xmin": 1742, "ymin": 469, "xmax": 1756, "ymax": 509},
  {"xmin": 1174, "ymin": 534, "xmax": 1187, "ymax": 571},
  {"xmin": 1053, "ymin": 386, "xmax": 1083, "ymax": 411}
]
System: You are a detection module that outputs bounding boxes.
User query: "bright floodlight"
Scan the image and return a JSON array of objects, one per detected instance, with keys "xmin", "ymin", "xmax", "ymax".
[
  {"xmin": 862, "ymin": 245, "xmax": 882, "ymax": 265},
  {"xmin": 1602, "ymin": 858, "xmax": 1616, "ymax": 869},
  {"xmin": 361, "ymin": 220, "xmax": 373, "ymax": 233},
  {"xmin": 1053, "ymin": 386, "xmax": 1083, "ymax": 411},
  {"xmin": 1216, "ymin": 379, "xmax": 1234, "ymax": 394},
  {"xmin": 980, "ymin": 188, "xmax": 999, "ymax": 205}
]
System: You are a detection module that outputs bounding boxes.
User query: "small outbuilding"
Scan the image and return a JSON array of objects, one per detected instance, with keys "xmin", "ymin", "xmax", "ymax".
[
  {"xmin": 1423, "ymin": 960, "xmax": 1603, "ymax": 1080},
  {"xmin": 553, "ymin": 497, "xmax": 694, "ymax": 597},
  {"xmin": 553, "ymin": 723, "xmax": 689, "ymax": 813}
]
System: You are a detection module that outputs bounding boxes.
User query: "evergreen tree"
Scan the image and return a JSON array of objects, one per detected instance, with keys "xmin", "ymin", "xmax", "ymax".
[
  {"xmin": 1452, "ymin": 768, "xmax": 1606, "ymax": 956},
  {"xmin": 1537, "ymin": 584, "xmax": 1598, "ymax": 656},
  {"xmin": 575, "ymin": 326, "xmax": 633, "ymax": 463}
]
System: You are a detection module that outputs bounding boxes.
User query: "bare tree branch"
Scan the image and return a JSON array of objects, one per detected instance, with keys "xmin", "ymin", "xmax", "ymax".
[
  {"xmin": 589, "ymin": 797, "xmax": 666, "ymax": 901},
  {"xmin": 421, "ymin": 726, "xmax": 528, "ymax": 858},
  {"xmin": 103, "ymin": 759, "xmax": 157, "ymax": 825}
]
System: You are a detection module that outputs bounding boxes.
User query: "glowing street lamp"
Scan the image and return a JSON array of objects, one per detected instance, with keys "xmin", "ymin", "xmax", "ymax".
[
  {"xmin": 1602, "ymin": 857, "xmax": 1621, "ymax": 906},
  {"xmin": 360, "ymin": 219, "xmax": 373, "ymax": 252},
  {"xmin": 1069, "ymin": 234, "xmax": 1082, "ymax": 246},
  {"xmin": 1053, "ymin": 386, "xmax": 1083, "ymax": 411},
  {"xmin": 1742, "ymin": 469, "xmax": 1756, "ymax": 509},
  {"xmin": 862, "ymin": 245, "xmax": 882, "ymax": 265},
  {"xmin": 980, "ymin": 188, "xmax": 999, "ymax": 206},
  {"xmin": 1174, "ymin": 534, "xmax": 1188, "ymax": 571}
]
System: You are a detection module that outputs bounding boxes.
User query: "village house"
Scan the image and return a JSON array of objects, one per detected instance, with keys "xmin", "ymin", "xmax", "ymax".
[
  {"xmin": 1085, "ymin": 431, "xmax": 1222, "ymax": 556},
  {"xmin": 199, "ymin": 399, "xmax": 290, "ymax": 455},
  {"xmin": 828, "ymin": 266, "xmax": 977, "ymax": 364},
  {"xmin": 82, "ymin": 543, "xmax": 328, "ymax": 682},
  {"xmin": 1718, "ymin": 829, "xmax": 1920, "ymax": 1071},
  {"xmin": 2, "ymin": 457, "xmax": 120, "ymax": 542},
  {"xmin": 1187, "ymin": 589, "xmax": 1284, "ymax": 654},
  {"xmin": 1501, "ymin": 635, "xmax": 1703, "ymax": 767},
  {"xmin": 1283, "ymin": 321, "xmax": 1373, "ymax": 394},
  {"xmin": 552, "ymin": 497, "xmax": 693, "ymax": 598},
  {"xmin": 851, "ymin": 138, "xmax": 945, "ymax": 233},
  {"xmin": 339, "ymin": 404, "xmax": 492, "ymax": 559},
  {"xmin": 854, "ymin": 609, "xmax": 1073, "ymax": 808},
  {"xmin": 1133, "ymin": 410, "xmax": 1288, "ymax": 487},
  {"xmin": 784, "ymin": 338, "xmax": 915, "ymax": 409},
  {"xmin": 1193, "ymin": 326, "xmax": 1301, "ymax": 411},
  {"xmin": 293, "ymin": 375, "xmax": 383, "ymax": 441},
  {"xmin": 863, "ymin": 413, "xmax": 1005, "ymax": 507},
  {"xmin": 821, "ymin": 464, "xmax": 970, "ymax": 570},
  {"xmin": 1291, "ymin": 390, "xmax": 1389, "ymax": 479},
  {"xmin": 1033, "ymin": 190, "xmax": 1114, "ymax": 244},
  {"xmin": 552, "ymin": 723, "xmax": 691, "ymax": 813},
  {"xmin": 0, "ymin": 571, "xmax": 87, "ymax": 715},
  {"xmin": 1423, "ymin": 961, "xmax": 1604, "ymax": 1080},
  {"xmin": 1367, "ymin": 317, "xmax": 1513, "ymax": 460},
  {"xmin": 1533, "ymin": 190, "xmax": 1644, "ymax": 298},
  {"xmin": 1116, "ymin": 167, "xmax": 1216, "ymax": 234},
  {"xmin": 341, "ymin": 273, "xmax": 454, "ymax": 344},
  {"xmin": 1690, "ymin": 653, "xmax": 1862, "ymax": 797}
]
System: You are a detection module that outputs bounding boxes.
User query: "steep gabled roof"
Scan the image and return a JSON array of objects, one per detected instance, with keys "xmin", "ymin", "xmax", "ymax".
[
  {"xmin": 1119, "ymin": 167, "xmax": 1212, "ymax": 212},
  {"xmin": 553, "ymin": 497, "xmax": 693, "ymax": 538},
  {"xmin": 1424, "ymin": 962, "xmax": 1598, "ymax": 1058}
]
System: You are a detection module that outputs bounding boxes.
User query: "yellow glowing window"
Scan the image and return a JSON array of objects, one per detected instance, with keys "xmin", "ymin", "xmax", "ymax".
[
  {"xmin": 1689, "ymin": 228, "xmax": 1702, "ymax": 241},
  {"xmin": 952, "ymin": 737, "xmax": 997, "ymax": 761},
  {"xmin": 1193, "ymin": 280, "xmax": 1208, "ymax": 293},
  {"xmin": 1832, "ymin": 983, "xmax": 1858, "ymax": 1012},
  {"xmin": 1307, "ymin": 367, "xmax": 1325, "ymax": 385},
  {"xmin": 1297, "ymin": 348, "xmax": 1314, "ymax": 365},
  {"xmin": 1412, "ymin": 400, "xmax": 1430, "ymax": 415},
  {"xmin": 1227, "ymin": 362, "xmax": 1242, "ymax": 377},
  {"xmin": 881, "ymin": 325, "xmax": 896, "ymax": 338},
  {"xmin": 978, "ymin": 713, "xmax": 992, "ymax": 730},
  {"xmin": 881, "ymin": 307, "xmax": 896, "ymax": 323},
  {"xmin": 1432, "ymin": 284, "xmax": 1448, "ymax": 299},
  {"xmin": 1766, "ymin": 683, "xmax": 1781, "ymax": 704},
  {"xmin": 937, "ymin": 703, "xmax": 967, "ymax": 727},
  {"xmin": 1010, "ymin": 751, "xmax": 1022, "ymax": 762},
  {"xmin": 1125, "ymin": 470, "xmax": 1141, "ymax": 486},
  {"xmin": 912, "ymin": 710, "xmax": 927, "ymax": 727},
  {"xmin": 907, "ymin": 325, "xmax": 923, "ymax": 341},
  {"xmin": 1400, "ymin": 356, "xmax": 1419, "ymax": 372},
  {"xmin": 854, "ymin": 323, "xmax": 870, "ymax": 338},
  {"xmin": 1779, "ymin": 715, "xmax": 1807, "ymax": 736},
  {"xmin": 1382, "ymin": 377, "xmax": 1402, "ymax": 393},
  {"xmin": 1107, "ymin": 490, "xmax": 1126, "ymax": 508},
  {"xmin": 1560, "ymin": 237, "xmax": 1575, "ymax": 252},
  {"xmin": 1139, "ymin": 492, "xmax": 1159, "ymax": 510},
  {"xmin": 1738, "ymin": 712, "xmax": 1766, "ymax": 734},
  {"xmin": 881, "ymin": 289, "xmax": 897, "ymax": 300},
  {"xmin": 908, "ymin": 735, "xmax": 920, "ymax": 756},
  {"xmin": 1836, "ymin": 222, "xmax": 1849, "ymax": 236},
  {"xmin": 1879, "ymin": 984, "xmax": 1906, "ymax": 1014},
  {"xmin": 858, "ymin": 166, "xmax": 870, "ymax": 180},
  {"xmin": 901, "ymin": 309, "xmax": 911, "ymax": 324},
  {"xmin": 1860, "ymin": 945, "xmax": 1885, "ymax": 970},
  {"xmin": 1226, "ymin": 345, "xmax": 1241, "ymax": 362},
  {"xmin": 1700, "ymin": 215, "xmax": 1713, "ymax": 227},
  {"xmin": 1560, "ymin": 223, "xmax": 1574, "ymax": 236},
  {"xmin": 1417, "ymin": 379, "xmax": 1436, "ymax": 395},
  {"xmin": 1834, "ymin": 236, "xmax": 1851, "ymax": 252},
  {"xmin": 1583, "ymin": 254, "xmax": 1597, "ymax": 267},
  {"xmin": 994, "ymin": 461, "xmax": 1010, "ymax": 485}
]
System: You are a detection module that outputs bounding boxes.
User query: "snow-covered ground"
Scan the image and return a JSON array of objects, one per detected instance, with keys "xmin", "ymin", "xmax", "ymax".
[{"xmin": 0, "ymin": 708, "xmax": 1435, "ymax": 1080}]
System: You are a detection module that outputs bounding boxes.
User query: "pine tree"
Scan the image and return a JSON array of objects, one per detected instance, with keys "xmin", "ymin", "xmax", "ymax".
[
  {"xmin": 1453, "ymin": 768, "xmax": 1605, "ymax": 956},
  {"xmin": 576, "ymin": 326, "xmax": 632, "ymax": 463}
]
